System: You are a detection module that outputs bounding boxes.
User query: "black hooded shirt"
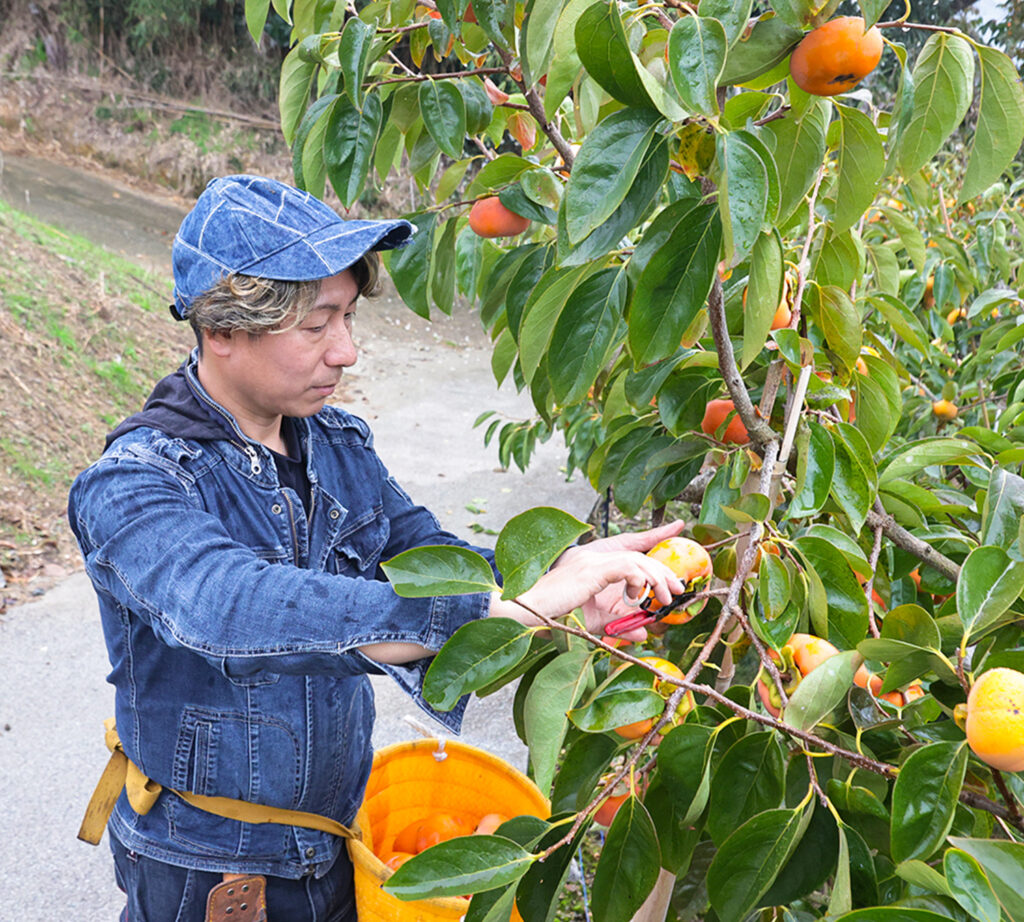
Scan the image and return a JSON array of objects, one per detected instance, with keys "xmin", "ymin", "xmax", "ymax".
[{"xmin": 105, "ymin": 362, "xmax": 311, "ymax": 515}]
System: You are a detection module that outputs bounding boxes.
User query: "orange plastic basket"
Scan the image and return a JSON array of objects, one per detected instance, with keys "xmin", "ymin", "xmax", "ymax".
[{"xmin": 347, "ymin": 738, "xmax": 550, "ymax": 921}]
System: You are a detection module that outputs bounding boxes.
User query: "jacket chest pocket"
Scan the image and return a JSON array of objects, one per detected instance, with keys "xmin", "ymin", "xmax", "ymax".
[{"xmin": 328, "ymin": 510, "xmax": 389, "ymax": 577}]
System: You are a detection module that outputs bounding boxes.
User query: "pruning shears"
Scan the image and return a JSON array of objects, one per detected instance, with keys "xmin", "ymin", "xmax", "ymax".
[{"xmin": 604, "ymin": 587, "xmax": 701, "ymax": 637}]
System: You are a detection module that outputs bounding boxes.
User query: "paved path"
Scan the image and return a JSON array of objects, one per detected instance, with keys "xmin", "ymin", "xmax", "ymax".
[{"xmin": 0, "ymin": 159, "xmax": 596, "ymax": 921}]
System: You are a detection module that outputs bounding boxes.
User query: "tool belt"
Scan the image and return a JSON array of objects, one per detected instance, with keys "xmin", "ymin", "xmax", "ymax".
[{"xmin": 78, "ymin": 718, "xmax": 358, "ymax": 846}]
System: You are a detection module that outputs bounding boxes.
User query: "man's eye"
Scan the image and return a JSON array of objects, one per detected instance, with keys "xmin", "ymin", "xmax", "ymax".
[{"xmin": 305, "ymin": 325, "xmax": 325, "ymax": 333}]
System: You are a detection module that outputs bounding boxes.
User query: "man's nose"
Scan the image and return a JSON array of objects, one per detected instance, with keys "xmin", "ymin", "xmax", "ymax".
[{"xmin": 325, "ymin": 326, "xmax": 358, "ymax": 367}]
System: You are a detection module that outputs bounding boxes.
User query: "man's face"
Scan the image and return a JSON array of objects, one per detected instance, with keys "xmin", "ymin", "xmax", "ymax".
[{"xmin": 210, "ymin": 270, "xmax": 360, "ymax": 424}]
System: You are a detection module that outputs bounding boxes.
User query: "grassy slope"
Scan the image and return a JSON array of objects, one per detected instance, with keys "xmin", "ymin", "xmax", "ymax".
[{"xmin": 0, "ymin": 199, "xmax": 192, "ymax": 605}]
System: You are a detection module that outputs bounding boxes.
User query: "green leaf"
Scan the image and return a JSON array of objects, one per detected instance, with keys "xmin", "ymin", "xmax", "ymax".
[
  {"xmin": 592, "ymin": 798, "xmax": 662, "ymax": 922},
  {"xmin": 381, "ymin": 212, "xmax": 435, "ymax": 319},
  {"xmin": 324, "ymin": 93, "xmax": 382, "ymax": 208},
  {"xmin": 628, "ymin": 200, "xmax": 721, "ymax": 366},
  {"xmin": 550, "ymin": 733, "xmax": 617, "ymax": 814},
  {"xmin": 835, "ymin": 910, "xmax": 957, "ymax": 921},
  {"xmin": 722, "ymin": 492, "xmax": 772, "ymax": 523},
  {"xmin": 760, "ymin": 553, "xmax": 791, "ymax": 621},
  {"xmin": 699, "ymin": 0, "xmax": 753, "ymax": 46},
  {"xmin": 787, "ymin": 421, "xmax": 835, "ymax": 519},
  {"xmin": 707, "ymin": 732, "xmax": 787, "ymax": 845},
  {"xmin": 574, "ymin": 0, "xmax": 682, "ymax": 118},
  {"xmin": 894, "ymin": 33, "xmax": 975, "ymax": 176},
  {"xmin": 857, "ymin": 0, "xmax": 888, "ymax": 28},
  {"xmin": 948, "ymin": 837, "xmax": 1024, "ymax": 922},
  {"xmin": 419, "ymin": 79, "xmax": 467, "ymax": 159},
  {"xmin": 548, "ymin": 268, "xmax": 627, "ymax": 405},
  {"xmin": 817, "ymin": 285, "xmax": 862, "ymax": 374},
  {"xmin": 718, "ymin": 15, "xmax": 802, "ymax": 86},
  {"xmin": 524, "ymin": 646, "xmax": 592, "ymax": 793},
  {"xmin": 467, "ymin": 153, "xmax": 537, "ymax": 195},
  {"xmin": 833, "ymin": 103, "xmax": 885, "ymax": 235},
  {"xmin": 339, "ymin": 17, "xmax": 375, "ymax": 108},
  {"xmin": 741, "ymin": 230, "xmax": 785, "ymax": 369},
  {"xmin": 957, "ymin": 545, "xmax": 1024, "ymax": 639},
  {"xmin": 785, "ymin": 650, "xmax": 860, "ymax": 732},
  {"xmin": 668, "ymin": 15, "xmax": 727, "ymax": 116},
  {"xmin": 657, "ymin": 723, "xmax": 715, "ymax": 824},
  {"xmin": 520, "ymin": 0, "xmax": 564, "ymax": 88},
  {"xmin": 423, "ymin": 618, "xmax": 535, "ymax": 710},
  {"xmin": 495, "ymin": 506, "xmax": 590, "ymax": 599},
  {"xmin": 719, "ymin": 129, "xmax": 770, "ymax": 265},
  {"xmin": 794, "ymin": 537, "xmax": 869, "ymax": 650},
  {"xmin": 291, "ymin": 93, "xmax": 336, "ymax": 195},
  {"xmin": 470, "ymin": 0, "xmax": 511, "ymax": 49},
  {"xmin": 961, "ymin": 46, "xmax": 1024, "ymax": 203},
  {"xmin": 829, "ymin": 425, "xmax": 872, "ymax": 535},
  {"xmin": 567, "ymin": 664, "xmax": 663, "ymax": 732},
  {"xmin": 763, "ymin": 99, "xmax": 828, "ymax": 223},
  {"xmin": 564, "ymin": 108, "xmax": 662, "ymax": 245},
  {"xmin": 828, "ymin": 820, "xmax": 853, "ymax": 916},
  {"xmin": 879, "ymin": 437, "xmax": 983, "ymax": 485},
  {"xmin": 866, "ymin": 293, "xmax": 930, "ymax": 355},
  {"xmin": 890, "ymin": 741, "xmax": 968, "ymax": 862},
  {"xmin": 383, "ymin": 835, "xmax": 534, "ymax": 899},
  {"xmin": 460, "ymin": 77, "xmax": 495, "ymax": 135},
  {"xmin": 982, "ymin": 467, "xmax": 1024, "ymax": 553},
  {"xmin": 877, "ymin": 205, "xmax": 927, "ymax": 273},
  {"xmin": 944, "ymin": 848, "xmax": 1002, "ymax": 922},
  {"xmin": 515, "ymin": 821, "xmax": 587, "ymax": 921},
  {"xmin": 245, "ymin": 0, "xmax": 270, "ymax": 43},
  {"xmin": 382, "ymin": 544, "xmax": 499, "ymax": 596},
  {"xmin": 706, "ymin": 804, "xmax": 812, "ymax": 922},
  {"xmin": 518, "ymin": 263, "xmax": 597, "ymax": 383},
  {"xmin": 279, "ymin": 45, "xmax": 317, "ymax": 147}
]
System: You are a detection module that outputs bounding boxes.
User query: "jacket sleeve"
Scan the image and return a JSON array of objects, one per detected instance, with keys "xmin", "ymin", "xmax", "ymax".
[{"xmin": 68, "ymin": 447, "xmax": 491, "ymax": 684}]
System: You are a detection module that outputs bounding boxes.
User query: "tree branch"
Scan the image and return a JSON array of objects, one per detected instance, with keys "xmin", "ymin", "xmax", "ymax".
[{"xmin": 864, "ymin": 508, "xmax": 962, "ymax": 581}]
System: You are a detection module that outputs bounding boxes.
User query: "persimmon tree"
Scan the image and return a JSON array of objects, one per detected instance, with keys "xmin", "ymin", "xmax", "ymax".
[{"xmin": 245, "ymin": 0, "xmax": 1024, "ymax": 918}]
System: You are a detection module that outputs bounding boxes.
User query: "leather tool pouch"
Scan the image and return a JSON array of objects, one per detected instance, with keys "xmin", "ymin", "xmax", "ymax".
[{"xmin": 205, "ymin": 875, "xmax": 268, "ymax": 922}]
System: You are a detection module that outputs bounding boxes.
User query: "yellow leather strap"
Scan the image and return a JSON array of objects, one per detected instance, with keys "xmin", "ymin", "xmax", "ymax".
[{"xmin": 79, "ymin": 721, "xmax": 356, "ymax": 845}]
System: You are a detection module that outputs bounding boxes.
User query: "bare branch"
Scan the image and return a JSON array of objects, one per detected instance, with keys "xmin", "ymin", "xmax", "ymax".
[{"xmin": 864, "ymin": 508, "xmax": 962, "ymax": 582}]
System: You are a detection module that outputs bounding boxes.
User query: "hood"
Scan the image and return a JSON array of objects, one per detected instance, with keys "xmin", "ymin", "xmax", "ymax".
[{"xmin": 104, "ymin": 362, "xmax": 236, "ymax": 449}]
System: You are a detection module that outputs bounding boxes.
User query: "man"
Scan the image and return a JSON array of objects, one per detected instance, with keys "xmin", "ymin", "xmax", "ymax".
[{"xmin": 69, "ymin": 175, "xmax": 684, "ymax": 921}]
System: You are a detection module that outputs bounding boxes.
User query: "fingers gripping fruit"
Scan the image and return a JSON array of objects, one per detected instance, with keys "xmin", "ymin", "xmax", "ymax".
[
  {"xmin": 789, "ymin": 17, "xmax": 884, "ymax": 97},
  {"xmin": 965, "ymin": 668, "xmax": 1024, "ymax": 772},
  {"xmin": 614, "ymin": 656, "xmax": 696, "ymax": 739},
  {"xmin": 757, "ymin": 633, "xmax": 840, "ymax": 717},
  {"xmin": 642, "ymin": 536, "xmax": 713, "ymax": 623}
]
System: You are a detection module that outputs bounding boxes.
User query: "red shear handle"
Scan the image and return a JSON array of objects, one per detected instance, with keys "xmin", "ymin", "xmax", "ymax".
[{"xmin": 604, "ymin": 610, "xmax": 658, "ymax": 636}]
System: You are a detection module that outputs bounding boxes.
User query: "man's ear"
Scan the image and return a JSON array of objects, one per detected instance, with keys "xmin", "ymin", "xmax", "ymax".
[{"xmin": 202, "ymin": 328, "xmax": 235, "ymax": 358}]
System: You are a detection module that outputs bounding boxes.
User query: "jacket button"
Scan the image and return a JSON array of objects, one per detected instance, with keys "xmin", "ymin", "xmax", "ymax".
[
  {"xmin": 271, "ymin": 504, "xmax": 283, "ymax": 514},
  {"xmin": 329, "ymin": 509, "xmax": 340, "ymax": 520},
  {"xmin": 305, "ymin": 847, "xmax": 317, "ymax": 858}
]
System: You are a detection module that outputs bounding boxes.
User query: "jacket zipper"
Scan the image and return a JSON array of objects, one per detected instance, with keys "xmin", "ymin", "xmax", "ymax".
[
  {"xmin": 188, "ymin": 376, "xmax": 263, "ymax": 476},
  {"xmin": 282, "ymin": 491, "xmax": 299, "ymax": 566}
]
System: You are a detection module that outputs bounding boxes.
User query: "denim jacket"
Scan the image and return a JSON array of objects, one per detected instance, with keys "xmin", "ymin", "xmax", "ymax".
[{"xmin": 68, "ymin": 356, "xmax": 493, "ymax": 878}]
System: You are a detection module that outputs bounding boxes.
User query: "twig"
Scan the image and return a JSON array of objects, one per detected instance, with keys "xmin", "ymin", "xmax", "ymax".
[
  {"xmin": 864, "ymin": 508, "xmax": 961, "ymax": 581},
  {"xmin": 369, "ymin": 66, "xmax": 509, "ymax": 88},
  {"xmin": 864, "ymin": 506, "xmax": 885, "ymax": 638}
]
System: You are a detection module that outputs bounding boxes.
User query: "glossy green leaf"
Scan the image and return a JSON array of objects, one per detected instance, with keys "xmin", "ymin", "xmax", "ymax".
[
  {"xmin": 592, "ymin": 797, "xmax": 662, "ymax": 922},
  {"xmin": 518, "ymin": 263, "xmax": 598, "ymax": 383},
  {"xmin": 707, "ymin": 732, "xmax": 787, "ymax": 845},
  {"xmin": 787, "ymin": 421, "xmax": 835, "ymax": 519},
  {"xmin": 383, "ymin": 835, "xmax": 534, "ymax": 899},
  {"xmin": 548, "ymin": 268, "xmax": 627, "ymax": 405},
  {"xmin": 879, "ymin": 437, "xmax": 983, "ymax": 485},
  {"xmin": 324, "ymin": 93, "xmax": 382, "ymax": 208},
  {"xmin": 948, "ymin": 836, "xmax": 1024, "ymax": 922},
  {"xmin": 460, "ymin": 78, "xmax": 495, "ymax": 135},
  {"xmin": 567, "ymin": 665, "xmax": 663, "ymax": 732},
  {"xmin": 524, "ymin": 646, "xmax": 592, "ymax": 793},
  {"xmin": 339, "ymin": 17, "xmax": 375, "ymax": 108},
  {"xmin": 957, "ymin": 545, "xmax": 1024, "ymax": 638},
  {"xmin": 961, "ymin": 45, "xmax": 1024, "ymax": 203},
  {"xmin": 382, "ymin": 544, "xmax": 499, "ymax": 596},
  {"xmin": 564, "ymin": 108, "xmax": 662, "ymax": 246},
  {"xmin": 741, "ymin": 230, "xmax": 785, "ymax": 368},
  {"xmin": 279, "ymin": 45, "xmax": 317, "ymax": 147},
  {"xmin": 381, "ymin": 212, "xmax": 435, "ymax": 318},
  {"xmin": 760, "ymin": 553, "xmax": 791, "ymax": 621},
  {"xmin": 890, "ymin": 741, "xmax": 968, "ymax": 862},
  {"xmin": 719, "ymin": 129, "xmax": 770, "ymax": 265},
  {"xmin": 699, "ymin": 0, "xmax": 753, "ymax": 45},
  {"xmin": 668, "ymin": 15, "xmax": 727, "ymax": 115},
  {"xmin": 829, "ymin": 426, "xmax": 872, "ymax": 535},
  {"xmin": 763, "ymin": 99, "xmax": 828, "ymax": 223},
  {"xmin": 574, "ymin": 0, "xmax": 657, "ymax": 110},
  {"xmin": 520, "ymin": 0, "xmax": 563, "ymax": 88},
  {"xmin": 423, "ymin": 618, "xmax": 535, "ymax": 710},
  {"xmin": 657, "ymin": 723, "xmax": 715, "ymax": 824},
  {"xmin": 794, "ymin": 537, "xmax": 869, "ymax": 650},
  {"xmin": 833, "ymin": 103, "xmax": 885, "ymax": 235},
  {"xmin": 718, "ymin": 16, "xmax": 802, "ymax": 85},
  {"xmin": 866, "ymin": 292, "xmax": 930, "ymax": 355},
  {"xmin": 419, "ymin": 79, "xmax": 466, "ymax": 159},
  {"xmin": 706, "ymin": 805, "xmax": 812, "ymax": 922},
  {"xmin": 550, "ymin": 733, "xmax": 617, "ymax": 814},
  {"xmin": 877, "ymin": 205, "xmax": 926, "ymax": 273},
  {"xmin": 828, "ymin": 820, "xmax": 852, "ymax": 916},
  {"xmin": 944, "ymin": 848, "xmax": 1002, "ymax": 922},
  {"xmin": 835, "ymin": 910, "xmax": 955, "ymax": 921},
  {"xmin": 246, "ymin": 0, "xmax": 270, "ymax": 43},
  {"xmin": 785, "ymin": 650, "xmax": 860, "ymax": 731},
  {"xmin": 291, "ymin": 93, "xmax": 336, "ymax": 195},
  {"xmin": 467, "ymin": 153, "xmax": 537, "ymax": 195},
  {"xmin": 894, "ymin": 33, "xmax": 975, "ymax": 176},
  {"xmin": 469, "ymin": 0, "xmax": 511, "ymax": 48},
  {"xmin": 722, "ymin": 492, "xmax": 772, "ymax": 523},
  {"xmin": 495, "ymin": 506, "xmax": 590, "ymax": 599},
  {"xmin": 515, "ymin": 820, "xmax": 586, "ymax": 920},
  {"xmin": 981, "ymin": 466, "xmax": 1024, "ymax": 552},
  {"xmin": 628, "ymin": 200, "xmax": 721, "ymax": 365},
  {"xmin": 817, "ymin": 285, "xmax": 862, "ymax": 374}
]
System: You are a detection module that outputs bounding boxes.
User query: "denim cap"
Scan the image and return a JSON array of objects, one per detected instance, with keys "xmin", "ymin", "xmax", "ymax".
[{"xmin": 170, "ymin": 174, "xmax": 415, "ymax": 319}]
